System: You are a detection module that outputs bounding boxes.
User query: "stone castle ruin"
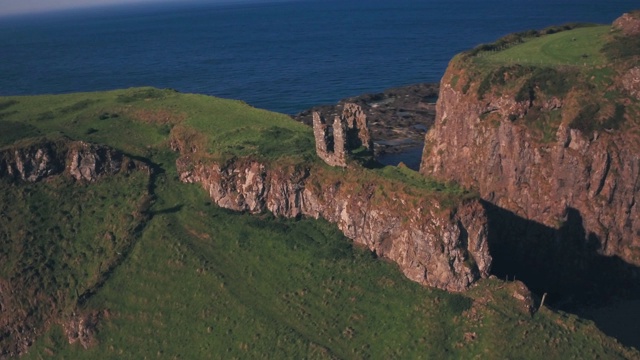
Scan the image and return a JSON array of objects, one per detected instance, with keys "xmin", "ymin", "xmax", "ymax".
[{"xmin": 312, "ymin": 103, "xmax": 372, "ymax": 167}]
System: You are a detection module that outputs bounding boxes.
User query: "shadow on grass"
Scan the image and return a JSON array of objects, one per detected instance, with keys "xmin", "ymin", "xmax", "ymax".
[
  {"xmin": 482, "ymin": 200, "xmax": 640, "ymax": 349},
  {"xmin": 150, "ymin": 204, "xmax": 184, "ymax": 215}
]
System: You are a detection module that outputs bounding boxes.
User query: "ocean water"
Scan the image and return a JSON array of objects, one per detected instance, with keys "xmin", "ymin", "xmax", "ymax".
[{"xmin": 0, "ymin": 0, "xmax": 637, "ymax": 114}]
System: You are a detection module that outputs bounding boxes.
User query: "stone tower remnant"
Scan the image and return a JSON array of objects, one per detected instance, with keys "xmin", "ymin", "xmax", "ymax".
[{"xmin": 312, "ymin": 103, "xmax": 372, "ymax": 167}]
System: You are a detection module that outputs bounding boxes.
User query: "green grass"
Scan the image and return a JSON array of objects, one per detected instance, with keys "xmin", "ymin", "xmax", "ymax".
[
  {"xmin": 0, "ymin": 168, "xmax": 151, "ymax": 354},
  {"xmin": 374, "ymin": 163, "xmax": 475, "ymax": 204},
  {"xmin": 0, "ymin": 87, "xmax": 314, "ymax": 161},
  {"xmin": 22, "ymin": 152, "xmax": 636, "ymax": 359},
  {"xmin": 476, "ymin": 26, "xmax": 609, "ymax": 67},
  {"xmin": 451, "ymin": 22, "xmax": 639, "ymax": 139}
]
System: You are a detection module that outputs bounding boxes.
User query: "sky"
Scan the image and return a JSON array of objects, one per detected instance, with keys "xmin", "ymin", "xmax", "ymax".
[
  {"xmin": 0, "ymin": 0, "xmax": 262, "ymax": 17},
  {"xmin": 0, "ymin": 0, "xmax": 163, "ymax": 16}
]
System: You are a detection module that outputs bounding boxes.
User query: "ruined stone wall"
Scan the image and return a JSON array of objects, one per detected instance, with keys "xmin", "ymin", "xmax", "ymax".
[
  {"xmin": 312, "ymin": 103, "xmax": 372, "ymax": 167},
  {"xmin": 313, "ymin": 112, "xmax": 347, "ymax": 167}
]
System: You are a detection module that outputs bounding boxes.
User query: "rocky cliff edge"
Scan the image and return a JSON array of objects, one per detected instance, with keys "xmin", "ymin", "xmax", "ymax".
[
  {"xmin": 421, "ymin": 16, "xmax": 640, "ymax": 287},
  {"xmin": 173, "ymin": 146, "xmax": 492, "ymax": 292}
]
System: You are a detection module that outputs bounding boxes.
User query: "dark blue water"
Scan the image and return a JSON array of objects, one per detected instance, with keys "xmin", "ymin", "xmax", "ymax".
[{"xmin": 0, "ymin": 0, "xmax": 637, "ymax": 114}]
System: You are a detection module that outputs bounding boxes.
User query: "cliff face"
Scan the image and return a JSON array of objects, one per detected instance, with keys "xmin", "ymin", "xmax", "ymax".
[
  {"xmin": 420, "ymin": 58, "xmax": 640, "ymax": 269},
  {"xmin": 0, "ymin": 138, "xmax": 128, "ymax": 183},
  {"xmin": 176, "ymin": 155, "xmax": 491, "ymax": 292}
]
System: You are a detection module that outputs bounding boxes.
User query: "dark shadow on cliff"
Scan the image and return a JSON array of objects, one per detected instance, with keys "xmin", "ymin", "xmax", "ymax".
[{"xmin": 482, "ymin": 200, "xmax": 640, "ymax": 349}]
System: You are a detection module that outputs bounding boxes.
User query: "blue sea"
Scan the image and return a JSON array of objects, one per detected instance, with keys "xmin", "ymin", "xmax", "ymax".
[{"xmin": 0, "ymin": 0, "xmax": 637, "ymax": 114}]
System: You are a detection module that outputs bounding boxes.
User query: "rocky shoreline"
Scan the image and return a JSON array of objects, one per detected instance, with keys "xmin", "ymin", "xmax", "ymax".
[{"xmin": 292, "ymin": 83, "xmax": 439, "ymax": 158}]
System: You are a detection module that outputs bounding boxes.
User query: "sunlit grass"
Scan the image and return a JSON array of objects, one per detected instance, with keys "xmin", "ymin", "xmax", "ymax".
[{"xmin": 476, "ymin": 26, "xmax": 609, "ymax": 67}]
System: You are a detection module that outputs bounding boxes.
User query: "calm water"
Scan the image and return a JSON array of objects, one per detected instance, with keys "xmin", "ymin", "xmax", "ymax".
[{"xmin": 0, "ymin": 0, "xmax": 637, "ymax": 114}]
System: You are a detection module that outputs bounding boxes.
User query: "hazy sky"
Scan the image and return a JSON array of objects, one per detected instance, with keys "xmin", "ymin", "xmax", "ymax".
[{"xmin": 0, "ymin": 0, "xmax": 263, "ymax": 17}]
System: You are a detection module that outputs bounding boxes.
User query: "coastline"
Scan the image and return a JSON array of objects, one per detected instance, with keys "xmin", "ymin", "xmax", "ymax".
[{"xmin": 293, "ymin": 83, "xmax": 438, "ymax": 169}]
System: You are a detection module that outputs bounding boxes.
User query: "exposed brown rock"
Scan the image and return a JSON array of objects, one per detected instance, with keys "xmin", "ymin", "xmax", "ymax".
[
  {"xmin": 511, "ymin": 281, "xmax": 535, "ymax": 315},
  {"xmin": 67, "ymin": 142, "xmax": 124, "ymax": 182},
  {"xmin": 621, "ymin": 66, "xmax": 640, "ymax": 100},
  {"xmin": 64, "ymin": 312, "xmax": 101, "ymax": 349},
  {"xmin": 176, "ymin": 155, "xmax": 491, "ymax": 292},
  {"xmin": 422, "ymin": 78, "xmax": 640, "ymax": 266},
  {"xmin": 0, "ymin": 141, "xmax": 64, "ymax": 182},
  {"xmin": 0, "ymin": 138, "xmax": 134, "ymax": 183},
  {"xmin": 613, "ymin": 11, "xmax": 640, "ymax": 36},
  {"xmin": 420, "ymin": 47, "xmax": 640, "ymax": 306}
]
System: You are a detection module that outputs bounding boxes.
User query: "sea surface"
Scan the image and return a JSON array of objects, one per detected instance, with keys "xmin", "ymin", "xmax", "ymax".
[{"xmin": 0, "ymin": 0, "xmax": 637, "ymax": 115}]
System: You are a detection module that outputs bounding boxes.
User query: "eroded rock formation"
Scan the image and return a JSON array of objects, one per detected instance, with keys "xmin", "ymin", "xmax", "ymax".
[
  {"xmin": 64, "ymin": 312, "xmax": 101, "ymax": 350},
  {"xmin": 67, "ymin": 142, "xmax": 125, "ymax": 182},
  {"xmin": 0, "ymin": 138, "xmax": 131, "ymax": 182},
  {"xmin": 422, "ymin": 73, "xmax": 639, "ymax": 270},
  {"xmin": 176, "ymin": 155, "xmax": 491, "ymax": 292}
]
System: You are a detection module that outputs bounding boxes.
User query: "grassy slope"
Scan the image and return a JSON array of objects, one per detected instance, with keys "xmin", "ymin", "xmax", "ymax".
[
  {"xmin": 23, "ymin": 151, "xmax": 635, "ymax": 359},
  {"xmin": 476, "ymin": 26, "xmax": 609, "ymax": 66},
  {"xmin": 0, "ymin": 89, "xmax": 636, "ymax": 358},
  {"xmin": 0, "ymin": 87, "xmax": 314, "ymax": 161}
]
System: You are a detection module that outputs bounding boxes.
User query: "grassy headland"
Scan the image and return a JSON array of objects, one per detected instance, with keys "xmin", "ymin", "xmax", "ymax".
[{"xmin": 447, "ymin": 19, "xmax": 640, "ymax": 139}]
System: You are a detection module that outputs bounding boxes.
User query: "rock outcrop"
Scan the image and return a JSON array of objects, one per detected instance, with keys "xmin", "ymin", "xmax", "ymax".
[
  {"xmin": 176, "ymin": 155, "xmax": 491, "ymax": 292},
  {"xmin": 64, "ymin": 312, "xmax": 101, "ymax": 350},
  {"xmin": 67, "ymin": 142, "xmax": 124, "ymax": 182},
  {"xmin": 0, "ymin": 138, "xmax": 131, "ymax": 182},
  {"xmin": 422, "ymin": 84, "xmax": 640, "ymax": 261},
  {"xmin": 613, "ymin": 11, "xmax": 640, "ymax": 36},
  {"xmin": 0, "ymin": 141, "xmax": 64, "ymax": 182}
]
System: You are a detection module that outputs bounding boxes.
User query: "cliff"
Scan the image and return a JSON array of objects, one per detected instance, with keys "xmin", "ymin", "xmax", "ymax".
[
  {"xmin": 0, "ymin": 137, "xmax": 133, "ymax": 183},
  {"xmin": 420, "ymin": 15, "xmax": 640, "ymax": 299},
  {"xmin": 174, "ymin": 152, "xmax": 491, "ymax": 292}
]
